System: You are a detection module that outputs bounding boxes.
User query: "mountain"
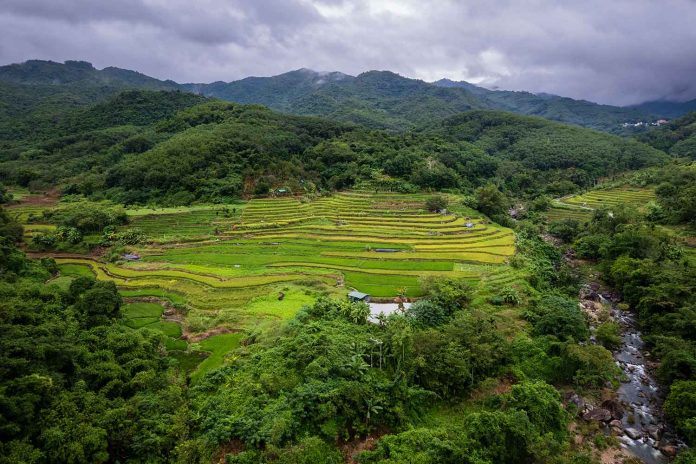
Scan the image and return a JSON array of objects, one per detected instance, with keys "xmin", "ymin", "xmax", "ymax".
[
  {"xmin": 183, "ymin": 69, "xmax": 487, "ymax": 131},
  {"xmin": 0, "ymin": 59, "xmax": 178, "ymax": 90},
  {"xmin": 0, "ymin": 60, "xmax": 191, "ymax": 148},
  {"xmin": 182, "ymin": 69, "xmax": 656, "ymax": 132},
  {"xmin": 182, "ymin": 68, "xmax": 351, "ymax": 109},
  {"xmin": 0, "ymin": 60, "xmax": 693, "ymax": 134},
  {"xmin": 431, "ymin": 78, "xmax": 658, "ymax": 132},
  {"xmin": 629, "ymin": 99, "xmax": 696, "ymax": 119}
]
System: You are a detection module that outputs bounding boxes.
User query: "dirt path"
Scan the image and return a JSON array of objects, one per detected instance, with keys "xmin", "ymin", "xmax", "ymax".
[{"xmin": 7, "ymin": 188, "xmax": 60, "ymax": 208}]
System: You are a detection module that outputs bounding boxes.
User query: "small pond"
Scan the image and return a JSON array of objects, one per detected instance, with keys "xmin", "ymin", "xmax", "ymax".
[{"xmin": 368, "ymin": 302, "xmax": 412, "ymax": 322}]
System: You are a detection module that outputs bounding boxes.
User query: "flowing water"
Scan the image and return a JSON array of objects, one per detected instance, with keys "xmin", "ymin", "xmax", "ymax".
[{"xmin": 601, "ymin": 294, "xmax": 683, "ymax": 462}]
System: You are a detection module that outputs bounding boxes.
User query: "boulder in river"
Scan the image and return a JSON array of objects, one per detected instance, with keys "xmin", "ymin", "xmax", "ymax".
[
  {"xmin": 583, "ymin": 408, "xmax": 611, "ymax": 422},
  {"xmin": 646, "ymin": 425, "xmax": 662, "ymax": 441},
  {"xmin": 624, "ymin": 427, "xmax": 642, "ymax": 440},
  {"xmin": 659, "ymin": 445, "xmax": 677, "ymax": 458},
  {"xmin": 601, "ymin": 399, "xmax": 624, "ymax": 420},
  {"xmin": 564, "ymin": 392, "xmax": 586, "ymax": 411}
]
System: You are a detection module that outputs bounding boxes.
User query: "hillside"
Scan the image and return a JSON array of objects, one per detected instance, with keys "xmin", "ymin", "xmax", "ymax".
[
  {"xmin": 0, "ymin": 60, "xmax": 185, "ymax": 148},
  {"xmin": 637, "ymin": 111, "xmax": 696, "ymax": 158},
  {"xmin": 0, "ymin": 59, "xmax": 178, "ymax": 89},
  {"xmin": 629, "ymin": 99, "xmax": 696, "ymax": 118},
  {"xmin": 433, "ymin": 79, "xmax": 655, "ymax": 131},
  {"xmin": 0, "ymin": 88, "xmax": 669, "ymax": 206}
]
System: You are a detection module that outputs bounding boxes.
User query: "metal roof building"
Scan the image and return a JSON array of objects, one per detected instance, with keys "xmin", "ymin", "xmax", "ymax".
[{"xmin": 347, "ymin": 291, "xmax": 370, "ymax": 302}]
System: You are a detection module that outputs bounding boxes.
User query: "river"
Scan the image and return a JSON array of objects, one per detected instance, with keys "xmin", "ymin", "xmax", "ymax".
[{"xmin": 596, "ymin": 292, "xmax": 683, "ymax": 462}]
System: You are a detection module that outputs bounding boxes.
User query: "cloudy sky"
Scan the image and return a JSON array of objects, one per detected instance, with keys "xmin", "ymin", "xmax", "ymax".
[{"xmin": 1, "ymin": 0, "xmax": 695, "ymax": 105}]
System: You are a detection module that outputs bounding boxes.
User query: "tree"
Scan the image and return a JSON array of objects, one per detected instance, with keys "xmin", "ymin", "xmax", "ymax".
[
  {"xmin": 74, "ymin": 281, "xmax": 122, "ymax": 327},
  {"xmin": 531, "ymin": 295, "xmax": 589, "ymax": 342},
  {"xmin": 474, "ymin": 184, "xmax": 508, "ymax": 217},
  {"xmin": 665, "ymin": 381, "xmax": 696, "ymax": 444},
  {"xmin": 406, "ymin": 300, "xmax": 449, "ymax": 327},
  {"xmin": 596, "ymin": 322, "xmax": 621, "ymax": 350},
  {"xmin": 425, "ymin": 195, "xmax": 448, "ymax": 212},
  {"xmin": 419, "ymin": 276, "xmax": 472, "ymax": 311},
  {"xmin": 548, "ymin": 219, "xmax": 580, "ymax": 243}
]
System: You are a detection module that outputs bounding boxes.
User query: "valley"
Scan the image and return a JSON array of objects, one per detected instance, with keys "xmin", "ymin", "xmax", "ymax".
[{"xmin": 0, "ymin": 57, "xmax": 695, "ymax": 464}]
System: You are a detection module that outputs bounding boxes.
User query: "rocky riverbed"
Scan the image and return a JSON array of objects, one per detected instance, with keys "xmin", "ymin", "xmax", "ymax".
[{"xmin": 576, "ymin": 284, "xmax": 684, "ymax": 462}]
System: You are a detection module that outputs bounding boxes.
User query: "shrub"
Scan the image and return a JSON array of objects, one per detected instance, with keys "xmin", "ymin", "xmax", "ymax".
[
  {"xmin": 596, "ymin": 321, "xmax": 622, "ymax": 350},
  {"xmin": 406, "ymin": 300, "xmax": 449, "ymax": 327},
  {"xmin": 425, "ymin": 195, "xmax": 448, "ymax": 212}
]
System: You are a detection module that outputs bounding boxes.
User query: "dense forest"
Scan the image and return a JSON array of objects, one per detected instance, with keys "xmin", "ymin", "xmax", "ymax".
[
  {"xmin": 545, "ymin": 163, "xmax": 696, "ymax": 461},
  {"xmin": 1, "ymin": 59, "xmax": 695, "ymax": 463}
]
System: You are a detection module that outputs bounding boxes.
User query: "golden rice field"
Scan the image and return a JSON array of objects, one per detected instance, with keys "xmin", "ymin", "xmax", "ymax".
[{"xmin": 546, "ymin": 186, "xmax": 655, "ymax": 222}]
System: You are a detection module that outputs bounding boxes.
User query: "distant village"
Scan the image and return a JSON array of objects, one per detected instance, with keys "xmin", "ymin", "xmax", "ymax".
[{"xmin": 621, "ymin": 118, "xmax": 669, "ymax": 128}]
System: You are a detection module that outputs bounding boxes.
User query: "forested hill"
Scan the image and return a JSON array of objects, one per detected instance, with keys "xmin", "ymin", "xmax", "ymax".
[
  {"xmin": 0, "ymin": 59, "xmax": 178, "ymax": 90},
  {"xmin": 0, "ymin": 88, "xmax": 669, "ymax": 206},
  {"xmin": 1, "ymin": 59, "xmax": 686, "ymax": 133},
  {"xmin": 0, "ymin": 60, "xmax": 188, "ymax": 148},
  {"xmin": 637, "ymin": 111, "xmax": 696, "ymax": 159},
  {"xmin": 182, "ymin": 69, "xmax": 655, "ymax": 132},
  {"xmin": 629, "ymin": 99, "xmax": 696, "ymax": 119}
]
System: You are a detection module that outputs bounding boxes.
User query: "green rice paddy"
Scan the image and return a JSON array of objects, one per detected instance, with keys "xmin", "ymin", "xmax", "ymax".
[{"xmin": 42, "ymin": 191, "xmax": 515, "ymax": 334}]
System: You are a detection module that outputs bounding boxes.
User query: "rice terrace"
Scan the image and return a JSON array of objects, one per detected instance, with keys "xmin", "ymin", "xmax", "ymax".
[
  {"xmin": 12, "ymin": 190, "xmax": 517, "ymax": 378},
  {"xmin": 54, "ymin": 191, "xmax": 515, "ymax": 318}
]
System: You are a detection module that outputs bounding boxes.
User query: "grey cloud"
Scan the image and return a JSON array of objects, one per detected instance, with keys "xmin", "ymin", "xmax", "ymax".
[{"xmin": 1, "ymin": 0, "xmax": 695, "ymax": 104}]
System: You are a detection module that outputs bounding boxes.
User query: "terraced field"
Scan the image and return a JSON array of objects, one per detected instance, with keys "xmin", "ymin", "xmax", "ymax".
[
  {"xmin": 547, "ymin": 186, "xmax": 655, "ymax": 222},
  {"xmin": 562, "ymin": 187, "xmax": 655, "ymax": 209},
  {"xmin": 52, "ymin": 191, "xmax": 517, "ymax": 331},
  {"xmin": 127, "ymin": 204, "xmax": 243, "ymax": 242}
]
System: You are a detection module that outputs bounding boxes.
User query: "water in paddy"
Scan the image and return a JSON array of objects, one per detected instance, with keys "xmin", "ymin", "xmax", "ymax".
[
  {"xmin": 368, "ymin": 302, "xmax": 411, "ymax": 322},
  {"xmin": 603, "ymin": 294, "xmax": 684, "ymax": 462}
]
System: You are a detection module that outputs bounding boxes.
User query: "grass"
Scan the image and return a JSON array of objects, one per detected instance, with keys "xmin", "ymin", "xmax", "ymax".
[
  {"xmin": 47, "ymin": 276, "xmax": 74, "ymax": 291},
  {"xmin": 190, "ymin": 333, "xmax": 244, "ymax": 383},
  {"xmin": 245, "ymin": 286, "xmax": 317, "ymax": 319},
  {"xmin": 118, "ymin": 288, "xmax": 187, "ymax": 305},
  {"xmin": 122, "ymin": 302, "xmax": 163, "ymax": 319},
  {"xmin": 121, "ymin": 302, "xmax": 183, "ymax": 346},
  {"xmin": 169, "ymin": 351, "xmax": 206, "ymax": 373}
]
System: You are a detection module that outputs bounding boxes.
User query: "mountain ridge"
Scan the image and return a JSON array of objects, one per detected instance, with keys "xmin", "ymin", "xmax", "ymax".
[{"xmin": 2, "ymin": 59, "xmax": 694, "ymax": 133}]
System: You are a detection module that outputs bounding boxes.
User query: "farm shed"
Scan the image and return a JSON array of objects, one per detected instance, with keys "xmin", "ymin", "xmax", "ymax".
[
  {"xmin": 123, "ymin": 253, "xmax": 141, "ymax": 261},
  {"xmin": 348, "ymin": 291, "xmax": 370, "ymax": 303}
]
